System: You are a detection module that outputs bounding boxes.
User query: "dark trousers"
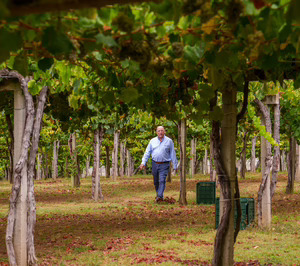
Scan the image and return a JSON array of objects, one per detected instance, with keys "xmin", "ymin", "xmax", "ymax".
[{"xmin": 152, "ymin": 161, "xmax": 170, "ymax": 199}]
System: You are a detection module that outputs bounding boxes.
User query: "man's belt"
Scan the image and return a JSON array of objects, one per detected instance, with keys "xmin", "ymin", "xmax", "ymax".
[{"xmin": 154, "ymin": 161, "xmax": 169, "ymax": 164}]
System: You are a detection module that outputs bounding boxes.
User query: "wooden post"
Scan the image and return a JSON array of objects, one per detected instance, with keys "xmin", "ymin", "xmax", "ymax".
[{"xmin": 14, "ymin": 87, "xmax": 27, "ymax": 265}]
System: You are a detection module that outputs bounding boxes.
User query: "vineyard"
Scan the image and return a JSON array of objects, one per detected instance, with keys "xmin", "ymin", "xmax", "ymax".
[{"xmin": 0, "ymin": 0, "xmax": 299, "ymax": 265}]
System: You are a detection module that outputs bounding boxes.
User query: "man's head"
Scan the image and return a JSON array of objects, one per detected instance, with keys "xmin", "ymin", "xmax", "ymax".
[{"xmin": 156, "ymin": 126, "xmax": 165, "ymax": 139}]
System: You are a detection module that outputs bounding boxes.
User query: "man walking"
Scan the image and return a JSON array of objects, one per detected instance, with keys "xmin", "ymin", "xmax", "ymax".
[{"xmin": 139, "ymin": 126, "xmax": 178, "ymax": 202}]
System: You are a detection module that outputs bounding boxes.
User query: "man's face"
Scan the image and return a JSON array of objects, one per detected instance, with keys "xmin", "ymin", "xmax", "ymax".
[{"xmin": 156, "ymin": 127, "xmax": 165, "ymax": 139}]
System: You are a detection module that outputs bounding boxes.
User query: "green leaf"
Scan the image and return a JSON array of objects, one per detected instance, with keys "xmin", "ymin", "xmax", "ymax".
[
  {"xmin": 38, "ymin": 58, "xmax": 54, "ymax": 72},
  {"xmin": 28, "ymin": 79, "xmax": 36, "ymax": 89},
  {"xmin": 42, "ymin": 26, "xmax": 74, "ymax": 56},
  {"xmin": 73, "ymin": 79, "xmax": 82, "ymax": 95},
  {"xmin": 109, "ymin": 72, "xmax": 119, "ymax": 88},
  {"xmin": 278, "ymin": 23, "xmax": 292, "ymax": 43},
  {"xmin": 286, "ymin": 0, "xmax": 300, "ymax": 23},
  {"xmin": 95, "ymin": 33, "xmax": 118, "ymax": 47},
  {"xmin": 13, "ymin": 53, "xmax": 28, "ymax": 76},
  {"xmin": 209, "ymin": 106, "xmax": 223, "ymax": 121},
  {"xmin": 120, "ymin": 87, "xmax": 139, "ymax": 103},
  {"xmin": 0, "ymin": 28, "xmax": 22, "ymax": 62},
  {"xmin": 184, "ymin": 45, "xmax": 204, "ymax": 64},
  {"xmin": 215, "ymin": 50, "xmax": 238, "ymax": 69},
  {"xmin": 102, "ymin": 91, "xmax": 115, "ymax": 104}
]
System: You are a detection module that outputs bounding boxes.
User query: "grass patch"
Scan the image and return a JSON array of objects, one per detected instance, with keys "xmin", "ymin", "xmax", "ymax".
[{"xmin": 0, "ymin": 173, "xmax": 299, "ymax": 265}]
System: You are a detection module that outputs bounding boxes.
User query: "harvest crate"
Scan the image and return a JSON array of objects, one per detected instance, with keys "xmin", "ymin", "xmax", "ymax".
[
  {"xmin": 215, "ymin": 198, "xmax": 255, "ymax": 230},
  {"xmin": 196, "ymin": 181, "xmax": 216, "ymax": 205}
]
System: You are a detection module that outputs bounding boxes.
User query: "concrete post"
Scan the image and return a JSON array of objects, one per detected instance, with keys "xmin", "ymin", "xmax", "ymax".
[
  {"xmin": 260, "ymin": 115, "xmax": 271, "ymax": 228},
  {"xmin": 14, "ymin": 88, "xmax": 27, "ymax": 265}
]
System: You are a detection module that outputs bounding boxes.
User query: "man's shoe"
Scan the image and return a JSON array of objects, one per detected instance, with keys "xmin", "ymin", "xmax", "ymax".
[{"xmin": 155, "ymin": 197, "xmax": 163, "ymax": 203}]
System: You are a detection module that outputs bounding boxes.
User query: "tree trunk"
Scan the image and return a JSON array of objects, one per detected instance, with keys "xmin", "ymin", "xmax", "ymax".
[
  {"xmin": 120, "ymin": 141, "xmax": 125, "ymax": 177},
  {"xmin": 286, "ymin": 137, "xmax": 296, "ymax": 194},
  {"xmin": 5, "ymin": 113, "xmax": 14, "ymax": 183},
  {"xmin": 177, "ymin": 120, "xmax": 181, "ymax": 173},
  {"xmin": 6, "ymin": 79, "xmax": 31, "ymax": 266},
  {"xmin": 271, "ymin": 102, "xmax": 280, "ymax": 197},
  {"xmin": 179, "ymin": 118, "xmax": 187, "ymax": 205},
  {"xmin": 126, "ymin": 149, "xmax": 131, "ymax": 176},
  {"xmin": 105, "ymin": 146, "xmax": 110, "ymax": 178},
  {"xmin": 240, "ymin": 131, "xmax": 247, "ymax": 179},
  {"xmin": 36, "ymin": 153, "xmax": 42, "ymax": 180},
  {"xmin": 296, "ymin": 143, "xmax": 300, "ymax": 182},
  {"xmin": 1, "ymin": 70, "xmax": 47, "ymax": 266},
  {"xmin": 92, "ymin": 126, "xmax": 104, "ymax": 200},
  {"xmin": 203, "ymin": 149, "xmax": 208, "ymax": 175},
  {"xmin": 210, "ymin": 137, "xmax": 216, "ymax": 181},
  {"xmin": 112, "ymin": 130, "xmax": 120, "ymax": 180},
  {"xmin": 212, "ymin": 86, "xmax": 237, "ymax": 266},
  {"xmin": 85, "ymin": 155, "xmax": 90, "ymax": 178},
  {"xmin": 68, "ymin": 133, "xmax": 80, "ymax": 187},
  {"xmin": 65, "ymin": 156, "xmax": 69, "ymax": 178},
  {"xmin": 52, "ymin": 140, "xmax": 60, "ymax": 179},
  {"xmin": 42, "ymin": 151, "xmax": 49, "ymax": 179},
  {"xmin": 27, "ymin": 86, "xmax": 48, "ymax": 265},
  {"xmin": 130, "ymin": 154, "xmax": 135, "ymax": 176},
  {"xmin": 255, "ymin": 99, "xmax": 272, "ymax": 228},
  {"xmin": 250, "ymin": 136, "xmax": 257, "ymax": 173},
  {"xmin": 190, "ymin": 137, "xmax": 196, "ymax": 178}
]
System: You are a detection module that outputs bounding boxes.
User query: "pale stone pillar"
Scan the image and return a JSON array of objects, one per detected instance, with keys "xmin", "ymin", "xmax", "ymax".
[
  {"xmin": 260, "ymin": 116, "xmax": 271, "ymax": 228},
  {"xmin": 14, "ymin": 88, "xmax": 27, "ymax": 266}
]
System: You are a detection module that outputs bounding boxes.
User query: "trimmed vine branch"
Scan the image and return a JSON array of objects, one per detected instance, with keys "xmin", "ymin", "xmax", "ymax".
[
  {"xmin": 236, "ymin": 80, "xmax": 249, "ymax": 126},
  {"xmin": 211, "ymin": 120, "xmax": 232, "ymax": 266},
  {"xmin": 27, "ymin": 86, "xmax": 48, "ymax": 265}
]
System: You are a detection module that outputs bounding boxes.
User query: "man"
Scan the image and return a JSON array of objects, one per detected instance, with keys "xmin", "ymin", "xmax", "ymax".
[{"xmin": 139, "ymin": 126, "xmax": 178, "ymax": 202}]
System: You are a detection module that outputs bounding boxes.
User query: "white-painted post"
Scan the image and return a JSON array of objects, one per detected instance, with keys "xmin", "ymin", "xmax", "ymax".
[
  {"xmin": 260, "ymin": 115, "xmax": 271, "ymax": 228},
  {"xmin": 14, "ymin": 88, "xmax": 27, "ymax": 265}
]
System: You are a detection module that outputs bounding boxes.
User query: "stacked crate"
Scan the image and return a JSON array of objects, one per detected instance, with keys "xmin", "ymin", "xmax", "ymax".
[
  {"xmin": 196, "ymin": 182, "xmax": 216, "ymax": 205},
  {"xmin": 215, "ymin": 198, "xmax": 255, "ymax": 230}
]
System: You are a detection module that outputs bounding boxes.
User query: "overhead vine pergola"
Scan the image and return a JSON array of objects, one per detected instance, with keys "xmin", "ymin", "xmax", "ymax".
[{"xmin": 1, "ymin": 0, "xmax": 299, "ymax": 265}]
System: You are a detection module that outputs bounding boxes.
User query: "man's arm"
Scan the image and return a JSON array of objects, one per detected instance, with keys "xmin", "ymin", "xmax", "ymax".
[
  {"xmin": 140, "ymin": 141, "xmax": 152, "ymax": 170},
  {"xmin": 170, "ymin": 140, "xmax": 178, "ymax": 171}
]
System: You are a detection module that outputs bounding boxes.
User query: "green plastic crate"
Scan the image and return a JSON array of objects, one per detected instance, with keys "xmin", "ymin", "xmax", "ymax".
[
  {"xmin": 196, "ymin": 182, "xmax": 216, "ymax": 204},
  {"xmin": 215, "ymin": 198, "xmax": 255, "ymax": 230}
]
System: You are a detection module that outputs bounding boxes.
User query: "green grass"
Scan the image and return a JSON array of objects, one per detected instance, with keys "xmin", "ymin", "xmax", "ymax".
[{"xmin": 0, "ymin": 173, "xmax": 299, "ymax": 265}]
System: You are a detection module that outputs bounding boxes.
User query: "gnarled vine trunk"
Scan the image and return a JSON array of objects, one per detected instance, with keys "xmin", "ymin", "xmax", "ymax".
[
  {"xmin": 52, "ymin": 140, "xmax": 60, "ymax": 179},
  {"xmin": 240, "ymin": 131, "xmax": 248, "ymax": 179},
  {"xmin": 250, "ymin": 136, "xmax": 257, "ymax": 173},
  {"xmin": 271, "ymin": 102, "xmax": 280, "ymax": 197},
  {"xmin": 255, "ymin": 98, "xmax": 272, "ymax": 228},
  {"xmin": 105, "ymin": 146, "xmax": 110, "ymax": 178},
  {"xmin": 212, "ymin": 86, "xmax": 237, "ymax": 266},
  {"xmin": 190, "ymin": 137, "xmax": 196, "ymax": 178},
  {"xmin": 68, "ymin": 133, "xmax": 80, "ymax": 187},
  {"xmin": 179, "ymin": 118, "xmax": 187, "ymax": 205},
  {"xmin": 286, "ymin": 137, "xmax": 296, "ymax": 194},
  {"xmin": 92, "ymin": 126, "xmax": 104, "ymax": 201},
  {"xmin": 1, "ymin": 70, "xmax": 47, "ymax": 266},
  {"xmin": 112, "ymin": 130, "xmax": 120, "ymax": 180}
]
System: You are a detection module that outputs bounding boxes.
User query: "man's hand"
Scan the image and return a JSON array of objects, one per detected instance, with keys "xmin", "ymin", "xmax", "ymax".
[{"xmin": 139, "ymin": 164, "xmax": 145, "ymax": 170}]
